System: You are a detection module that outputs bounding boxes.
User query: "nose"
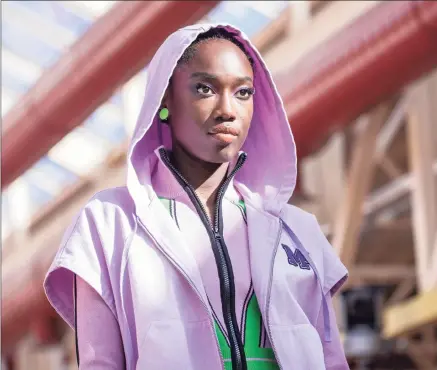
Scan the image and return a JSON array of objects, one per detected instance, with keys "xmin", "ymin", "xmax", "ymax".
[{"xmin": 215, "ymin": 93, "xmax": 236, "ymax": 122}]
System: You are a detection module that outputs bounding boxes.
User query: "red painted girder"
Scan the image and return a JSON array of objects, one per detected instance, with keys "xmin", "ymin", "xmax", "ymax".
[
  {"xmin": 276, "ymin": 0, "xmax": 437, "ymax": 157},
  {"xmin": 1, "ymin": 1, "xmax": 219, "ymax": 189}
]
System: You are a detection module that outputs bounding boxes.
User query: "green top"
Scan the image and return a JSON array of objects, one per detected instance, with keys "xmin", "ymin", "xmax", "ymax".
[
  {"xmin": 159, "ymin": 197, "xmax": 279, "ymax": 369},
  {"xmin": 216, "ymin": 291, "xmax": 279, "ymax": 370}
]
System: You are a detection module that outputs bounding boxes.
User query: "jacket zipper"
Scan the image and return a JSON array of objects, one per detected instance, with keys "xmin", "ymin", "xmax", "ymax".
[
  {"xmin": 265, "ymin": 221, "xmax": 284, "ymax": 370},
  {"xmin": 159, "ymin": 148, "xmax": 248, "ymax": 370},
  {"xmin": 137, "ymin": 217, "xmax": 225, "ymax": 369}
]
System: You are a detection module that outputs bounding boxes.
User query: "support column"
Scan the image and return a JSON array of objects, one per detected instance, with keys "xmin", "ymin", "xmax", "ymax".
[
  {"xmin": 382, "ymin": 74, "xmax": 437, "ymax": 369},
  {"xmin": 300, "ymin": 132, "xmax": 345, "ymax": 224},
  {"xmin": 407, "ymin": 77, "xmax": 437, "ymax": 292},
  {"xmin": 333, "ymin": 103, "xmax": 391, "ymax": 268},
  {"xmin": 375, "ymin": 97, "xmax": 407, "ymax": 179},
  {"xmin": 289, "ymin": 0, "xmax": 311, "ymax": 33}
]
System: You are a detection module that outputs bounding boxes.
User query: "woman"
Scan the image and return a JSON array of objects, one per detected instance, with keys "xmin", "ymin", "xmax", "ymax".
[{"xmin": 44, "ymin": 24, "xmax": 349, "ymax": 370}]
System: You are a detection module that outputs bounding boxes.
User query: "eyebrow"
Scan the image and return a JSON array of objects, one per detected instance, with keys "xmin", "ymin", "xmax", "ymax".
[{"xmin": 190, "ymin": 72, "xmax": 253, "ymax": 84}]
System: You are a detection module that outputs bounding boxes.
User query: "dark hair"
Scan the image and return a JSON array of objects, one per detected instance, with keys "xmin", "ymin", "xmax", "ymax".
[{"xmin": 177, "ymin": 27, "xmax": 254, "ymax": 68}]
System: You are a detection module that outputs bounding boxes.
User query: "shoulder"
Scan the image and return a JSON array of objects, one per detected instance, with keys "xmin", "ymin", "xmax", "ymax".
[
  {"xmin": 281, "ymin": 204, "xmax": 324, "ymax": 259},
  {"xmin": 56, "ymin": 186, "xmax": 137, "ymax": 271},
  {"xmin": 281, "ymin": 204, "xmax": 320, "ymax": 230},
  {"xmin": 44, "ymin": 186, "xmax": 135, "ymax": 328},
  {"xmin": 82, "ymin": 186, "xmax": 137, "ymax": 233},
  {"xmin": 87, "ymin": 186, "xmax": 135, "ymax": 215}
]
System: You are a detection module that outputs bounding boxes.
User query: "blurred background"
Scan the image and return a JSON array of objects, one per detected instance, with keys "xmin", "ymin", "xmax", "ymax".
[{"xmin": 1, "ymin": 1, "xmax": 437, "ymax": 369}]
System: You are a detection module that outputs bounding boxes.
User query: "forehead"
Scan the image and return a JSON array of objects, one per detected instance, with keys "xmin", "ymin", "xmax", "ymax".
[{"xmin": 182, "ymin": 39, "xmax": 253, "ymax": 78}]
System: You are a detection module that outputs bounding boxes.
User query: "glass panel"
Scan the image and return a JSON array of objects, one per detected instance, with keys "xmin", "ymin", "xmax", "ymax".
[
  {"xmin": 2, "ymin": 19, "xmax": 61, "ymax": 68},
  {"xmin": 8, "ymin": 1, "xmax": 92, "ymax": 35},
  {"xmin": 2, "ymin": 49, "xmax": 43, "ymax": 94},
  {"xmin": 207, "ymin": 2, "xmax": 288, "ymax": 38}
]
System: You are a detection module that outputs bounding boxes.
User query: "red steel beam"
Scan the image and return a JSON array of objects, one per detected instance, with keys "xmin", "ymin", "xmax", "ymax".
[
  {"xmin": 1, "ymin": 1, "xmax": 219, "ymax": 189},
  {"xmin": 276, "ymin": 0, "xmax": 437, "ymax": 157}
]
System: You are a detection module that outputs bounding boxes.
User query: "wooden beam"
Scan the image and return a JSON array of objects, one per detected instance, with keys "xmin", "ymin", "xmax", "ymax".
[
  {"xmin": 386, "ymin": 277, "xmax": 416, "ymax": 305},
  {"xmin": 375, "ymin": 96, "xmax": 407, "ymax": 156},
  {"xmin": 375, "ymin": 96, "xmax": 406, "ymax": 178},
  {"xmin": 289, "ymin": 0, "xmax": 312, "ymax": 33},
  {"xmin": 301, "ymin": 132, "xmax": 345, "ymax": 224},
  {"xmin": 319, "ymin": 133, "xmax": 346, "ymax": 224},
  {"xmin": 429, "ymin": 72, "xmax": 437, "ymax": 289},
  {"xmin": 250, "ymin": 6, "xmax": 290, "ymax": 54},
  {"xmin": 407, "ymin": 78, "xmax": 437, "ymax": 292},
  {"xmin": 378, "ymin": 156, "xmax": 403, "ymax": 179},
  {"xmin": 363, "ymin": 159, "xmax": 437, "ymax": 216},
  {"xmin": 345, "ymin": 265, "xmax": 415, "ymax": 289},
  {"xmin": 382, "ymin": 288, "xmax": 437, "ymax": 339},
  {"xmin": 430, "ymin": 232, "xmax": 437, "ymax": 288},
  {"xmin": 333, "ymin": 103, "xmax": 390, "ymax": 268},
  {"xmin": 263, "ymin": 0, "xmax": 381, "ymax": 75}
]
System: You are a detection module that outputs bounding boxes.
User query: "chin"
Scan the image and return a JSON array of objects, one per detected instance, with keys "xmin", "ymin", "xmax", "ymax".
[
  {"xmin": 209, "ymin": 145, "xmax": 240, "ymax": 164},
  {"xmin": 181, "ymin": 140, "xmax": 241, "ymax": 165}
]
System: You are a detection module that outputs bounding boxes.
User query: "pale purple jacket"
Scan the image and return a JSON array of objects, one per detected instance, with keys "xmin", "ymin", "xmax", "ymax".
[{"xmin": 44, "ymin": 24, "xmax": 349, "ymax": 370}]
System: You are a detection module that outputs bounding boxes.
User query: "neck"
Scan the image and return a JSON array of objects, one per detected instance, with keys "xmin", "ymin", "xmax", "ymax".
[{"xmin": 170, "ymin": 144, "xmax": 230, "ymax": 208}]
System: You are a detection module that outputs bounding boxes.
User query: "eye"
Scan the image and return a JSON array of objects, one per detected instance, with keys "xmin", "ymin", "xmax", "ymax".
[
  {"xmin": 195, "ymin": 83, "xmax": 214, "ymax": 96},
  {"xmin": 236, "ymin": 87, "xmax": 255, "ymax": 100}
]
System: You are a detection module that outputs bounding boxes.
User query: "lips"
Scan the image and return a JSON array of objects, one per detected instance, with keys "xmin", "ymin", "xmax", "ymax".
[
  {"xmin": 208, "ymin": 124, "xmax": 240, "ymax": 136},
  {"xmin": 208, "ymin": 124, "xmax": 240, "ymax": 144}
]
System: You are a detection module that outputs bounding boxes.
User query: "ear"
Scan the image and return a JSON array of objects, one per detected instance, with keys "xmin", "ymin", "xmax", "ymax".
[
  {"xmin": 161, "ymin": 81, "xmax": 173, "ymax": 109},
  {"xmin": 159, "ymin": 85, "xmax": 172, "ymax": 124}
]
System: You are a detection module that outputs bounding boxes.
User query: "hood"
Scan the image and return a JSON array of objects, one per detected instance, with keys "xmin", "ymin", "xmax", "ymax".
[{"xmin": 127, "ymin": 23, "xmax": 297, "ymax": 216}]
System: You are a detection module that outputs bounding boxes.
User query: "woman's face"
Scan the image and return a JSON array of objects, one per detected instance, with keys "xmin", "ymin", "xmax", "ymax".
[{"xmin": 164, "ymin": 38, "xmax": 254, "ymax": 164}]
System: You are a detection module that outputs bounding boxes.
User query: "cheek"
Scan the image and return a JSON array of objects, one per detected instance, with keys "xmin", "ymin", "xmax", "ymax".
[
  {"xmin": 238, "ymin": 101, "xmax": 254, "ymax": 130},
  {"xmin": 170, "ymin": 99, "xmax": 214, "ymax": 145},
  {"xmin": 191, "ymin": 99, "xmax": 216, "ymax": 124},
  {"xmin": 173, "ymin": 95, "xmax": 214, "ymax": 126}
]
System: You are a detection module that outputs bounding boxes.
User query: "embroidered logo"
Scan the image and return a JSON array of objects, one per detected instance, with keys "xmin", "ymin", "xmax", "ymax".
[{"xmin": 282, "ymin": 244, "xmax": 311, "ymax": 270}]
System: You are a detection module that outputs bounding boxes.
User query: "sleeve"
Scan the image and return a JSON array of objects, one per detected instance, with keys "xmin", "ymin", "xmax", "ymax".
[
  {"xmin": 43, "ymin": 202, "xmax": 116, "ymax": 329},
  {"xmin": 323, "ymin": 247, "xmax": 348, "ymax": 297},
  {"xmin": 313, "ymin": 218, "xmax": 349, "ymax": 368},
  {"xmin": 316, "ymin": 293, "xmax": 349, "ymax": 370},
  {"xmin": 76, "ymin": 275, "xmax": 126, "ymax": 369},
  {"xmin": 315, "ymin": 219, "xmax": 348, "ymax": 296}
]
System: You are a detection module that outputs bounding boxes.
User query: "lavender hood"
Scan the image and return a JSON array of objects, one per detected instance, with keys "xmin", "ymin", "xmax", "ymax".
[{"xmin": 128, "ymin": 24, "xmax": 297, "ymax": 218}]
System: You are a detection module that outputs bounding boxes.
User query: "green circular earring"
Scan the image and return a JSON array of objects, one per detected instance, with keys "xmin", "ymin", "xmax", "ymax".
[{"xmin": 159, "ymin": 107, "xmax": 169, "ymax": 121}]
